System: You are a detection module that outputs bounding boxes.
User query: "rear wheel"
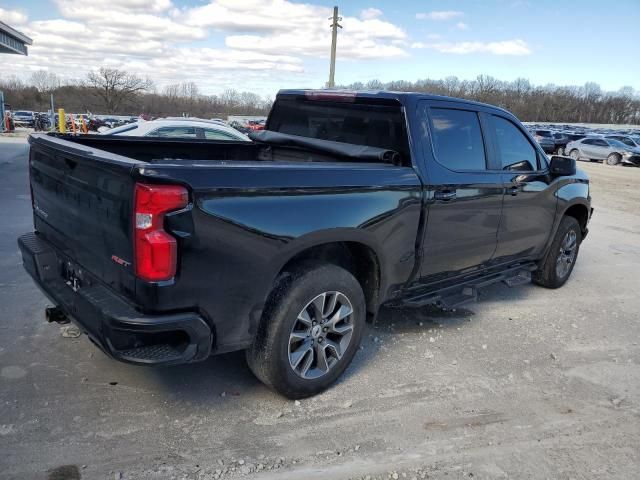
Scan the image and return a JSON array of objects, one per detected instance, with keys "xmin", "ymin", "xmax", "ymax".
[
  {"xmin": 556, "ymin": 146, "xmax": 564, "ymax": 155},
  {"xmin": 533, "ymin": 216, "xmax": 582, "ymax": 289},
  {"xmin": 246, "ymin": 263, "xmax": 365, "ymax": 398},
  {"xmin": 569, "ymin": 149, "xmax": 579, "ymax": 160},
  {"xmin": 605, "ymin": 153, "xmax": 621, "ymax": 166}
]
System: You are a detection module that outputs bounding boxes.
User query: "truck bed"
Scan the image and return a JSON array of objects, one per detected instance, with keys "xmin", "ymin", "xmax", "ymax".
[{"xmin": 47, "ymin": 133, "xmax": 261, "ymax": 162}]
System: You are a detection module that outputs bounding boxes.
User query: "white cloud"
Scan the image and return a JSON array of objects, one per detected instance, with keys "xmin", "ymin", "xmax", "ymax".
[
  {"xmin": 411, "ymin": 39, "xmax": 531, "ymax": 55},
  {"xmin": 456, "ymin": 22, "xmax": 469, "ymax": 30},
  {"xmin": 416, "ymin": 11, "xmax": 463, "ymax": 21},
  {"xmin": 0, "ymin": 0, "xmax": 407, "ymax": 94},
  {"xmin": 182, "ymin": 1, "xmax": 406, "ymax": 59},
  {"xmin": 0, "ymin": 7, "xmax": 28, "ymax": 25},
  {"xmin": 360, "ymin": 8, "xmax": 383, "ymax": 20}
]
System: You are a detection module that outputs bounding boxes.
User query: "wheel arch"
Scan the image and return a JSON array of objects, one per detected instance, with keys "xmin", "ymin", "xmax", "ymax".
[
  {"xmin": 271, "ymin": 232, "xmax": 384, "ymax": 321},
  {"xmin": 563, "ymin": 202, "xmax": 590, "ymax": 235}
]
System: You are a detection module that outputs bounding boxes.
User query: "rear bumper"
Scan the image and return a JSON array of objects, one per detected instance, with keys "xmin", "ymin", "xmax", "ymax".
[
  {"xmin": 18, "ymin": 232, "xmax": 213, "ymax": 366},
  {"xmin": 540, "ymin": 143, "xmax": 556, "ymax": 153}
]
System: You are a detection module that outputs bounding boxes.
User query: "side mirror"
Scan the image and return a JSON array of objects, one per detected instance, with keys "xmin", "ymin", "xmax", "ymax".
[{"xmin": 549, "ymin": 155, "xmax": 576, "ymax": 176}]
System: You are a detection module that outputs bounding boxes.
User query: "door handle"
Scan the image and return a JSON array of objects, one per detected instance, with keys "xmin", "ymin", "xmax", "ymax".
[
  {"xmin": 508, "ymin": 186, "xmax": 519, "ymax": 196},
  {"xmin": 434, "ymin": 190, "xmax": 457, "ymax": 201}
]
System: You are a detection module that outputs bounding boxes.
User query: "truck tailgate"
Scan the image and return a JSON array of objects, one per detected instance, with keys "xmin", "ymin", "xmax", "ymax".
[{"xmin": 28, "ymin": 134, "xmax": 139, "ymax": 298}]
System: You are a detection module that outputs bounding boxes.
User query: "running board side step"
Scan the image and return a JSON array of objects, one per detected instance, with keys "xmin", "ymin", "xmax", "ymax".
[{"xmin": 400, "ymin": 262, "xmax": 537, "ymax": 308}]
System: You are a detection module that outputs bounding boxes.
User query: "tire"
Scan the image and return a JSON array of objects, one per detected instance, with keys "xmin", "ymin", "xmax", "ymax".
[
  {"xmin": 533, "ymin": 216, "xmax": 582, "ymax": 289},
  {"xmin": 246, "ymin": 263, "xmax": 366, "ymax": 398},
  {"xmin": 569, "ymin": 149, "xmax": 579, "ymax": 161},
  {"xmin": 605, "ymin": 153, "xmax": 621, "ymax": 166},
  {"xmin": 556, "ymin": 147, "xmax": 564, "ymax": 156}
]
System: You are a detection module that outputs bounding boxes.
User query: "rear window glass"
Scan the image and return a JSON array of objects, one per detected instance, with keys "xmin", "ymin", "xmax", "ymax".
[{"xmin": 267, "ymin": 98, "xmax": 410, "ymax": 161}]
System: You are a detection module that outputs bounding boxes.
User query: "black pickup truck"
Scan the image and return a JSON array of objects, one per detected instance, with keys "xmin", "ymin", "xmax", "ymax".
[{"xmin": 19, "ymin": 90, "xmax": 591, "ymax": 398}]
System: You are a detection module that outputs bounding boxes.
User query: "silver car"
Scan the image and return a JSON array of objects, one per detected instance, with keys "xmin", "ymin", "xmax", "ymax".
[
  {"xmin": 565, "ymin": 137, "xmax": 640, "ymax": 166},
  {"xmin": 101, "ymin": 119, "xmax": 250, "ymax": 141}
]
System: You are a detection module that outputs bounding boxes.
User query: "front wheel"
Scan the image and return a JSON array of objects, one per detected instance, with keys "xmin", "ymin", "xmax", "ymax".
[
  {"xmin": 569, "ymin": 149, "xmax": 579, "ymax": 161},
  {"xmin": 246, "ymin": 263, "xmax": 366, "ymax": 398},
  {"xmin": 605, "ymin": 153, "xmax": 621, "ymax": 166},
  {"xmin": 533, "ymin": 216, "xmax": 582, "ymax": 289}
]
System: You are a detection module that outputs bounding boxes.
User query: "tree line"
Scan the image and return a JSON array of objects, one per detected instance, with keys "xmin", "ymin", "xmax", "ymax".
[
  {"xmin": 1, "ymin": 68, "xmax": 639, "ymax": 124},
  {"xmin": 1, "ymin": 68, "xmax": 273, "ymax": 118}
]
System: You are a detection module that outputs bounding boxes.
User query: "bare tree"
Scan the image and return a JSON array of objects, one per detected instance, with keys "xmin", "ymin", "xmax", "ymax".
[
  {"xmin": 30, "ymin": 70, "xmax": 61, "ymax": 93},
  {"xmin": 85, "ymin": 68, "xmax": 154, "ymax": 114}
]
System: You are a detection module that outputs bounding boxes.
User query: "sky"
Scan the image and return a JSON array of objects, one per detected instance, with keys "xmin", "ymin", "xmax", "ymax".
[{"xmin": 1, "ymin": 0, "xmax": 638, "ymax": 97}]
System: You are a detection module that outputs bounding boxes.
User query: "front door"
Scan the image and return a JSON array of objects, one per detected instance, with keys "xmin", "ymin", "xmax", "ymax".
[
  {"xmin": 484, "ymin": 113, "xmax": 556, "ymax": 262},
  {"xmin": 417, "ymin": 102, "xmax": 503, "ymax": 282}
]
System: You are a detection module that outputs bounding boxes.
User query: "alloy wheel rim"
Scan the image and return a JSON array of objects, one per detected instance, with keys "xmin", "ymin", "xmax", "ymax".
[
  {"xmin": 288, "ymin": 291, "xmax": 354, "ymax": 379},
  {"xmin": 556, "ymin": 229, "xmax": 577, "ymax": 279}
]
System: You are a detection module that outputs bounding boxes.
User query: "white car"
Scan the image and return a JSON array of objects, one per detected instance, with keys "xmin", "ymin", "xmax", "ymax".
[{"xmin": 100, "ymin": 118, "xmax": 250, "ymax": 141}]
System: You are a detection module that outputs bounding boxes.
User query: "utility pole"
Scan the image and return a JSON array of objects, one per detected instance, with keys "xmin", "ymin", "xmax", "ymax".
[{"xmin": 327, "ymin": 6, "xmax": 342, "ymax": 88}]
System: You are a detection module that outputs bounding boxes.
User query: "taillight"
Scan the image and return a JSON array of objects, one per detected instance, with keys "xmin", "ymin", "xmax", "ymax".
[{"xmin": 133, "ymin": 183, "xmax": 188, "ymax": 282}]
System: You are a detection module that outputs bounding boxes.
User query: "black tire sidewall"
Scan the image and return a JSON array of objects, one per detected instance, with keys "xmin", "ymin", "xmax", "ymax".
[
  {"xmin": 254, "ymin": 264, "xmax": 366, "ymax": 398},
  {"xmin": 537, "ymin": 216, "xmax": 582, "ymax": 288}
]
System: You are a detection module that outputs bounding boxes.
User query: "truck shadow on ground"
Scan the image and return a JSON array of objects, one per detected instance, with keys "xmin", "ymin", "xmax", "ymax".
[{"xmin": 145, "ymin": 282, "xmax": 536, "ymax": 402}]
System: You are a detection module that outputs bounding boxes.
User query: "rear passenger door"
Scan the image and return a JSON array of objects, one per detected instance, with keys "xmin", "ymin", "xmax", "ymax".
[
  {"xmin": 485, "ymin": 113, "xmax": 556, "ymax": 262},
  {"xmin": 591, "ymin": 138, "xmax": 610, "ymax": 159},
  {"xmin": 417, "ymin": 101, "xmax": 503, "ymax": 281}
]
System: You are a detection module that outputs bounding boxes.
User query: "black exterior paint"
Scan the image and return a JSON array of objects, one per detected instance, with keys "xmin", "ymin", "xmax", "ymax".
[{"xmin": 21, "ymin": 90, "xmax": 591, "ymax": 363}]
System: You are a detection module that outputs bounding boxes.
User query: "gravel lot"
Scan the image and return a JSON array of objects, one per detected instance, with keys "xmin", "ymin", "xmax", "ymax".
[{"xmin": 1, "ymin": 137, "xmax": 639, "ymax": 480}]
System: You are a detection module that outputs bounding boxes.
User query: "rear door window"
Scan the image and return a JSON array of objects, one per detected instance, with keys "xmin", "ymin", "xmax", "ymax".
[
  {"xmin": 490, "ymin": 115, "xmax": 539, "ymax": 171},
  {"xmin": 203, "ymin": 129, "xmax": 238, "ymax": 140},
  {"xmin": 429, "ymin": 108, "xmax": 487, "ymax": 171},
  {"xmin": 148, "ymin": 126, "xmax": 198, "ymax": 138}
]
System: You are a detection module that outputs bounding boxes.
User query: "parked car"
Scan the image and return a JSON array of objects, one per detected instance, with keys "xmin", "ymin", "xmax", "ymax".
[
  {"xmin": 12, "ymin": 110, "xmax": 35, "ymax": 128},
  {"xmin": 566, "ymin": 137, "xmax": 640, "ymax": 166},
  {"xmin": 20, "ymin": 89, "xmax": 591, "ymax": 398},
  {"xmin": 229, "ymin": 120, "xmax": 251, "ymax": 134},
  {"xmin": 552, "ymin": 132, "xmax": 569, "ymax": 155},
  {"xmin": 533, "ymin": 129, "xmax": 556, "ymax": 153},
  {"xmin": 101, "ymin": 119, "xmax": 250, "ymax": 141}
]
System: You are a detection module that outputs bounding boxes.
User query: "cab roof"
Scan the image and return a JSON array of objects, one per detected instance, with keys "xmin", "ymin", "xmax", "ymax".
[{"xmin": 276, "ymin": 89, "xmax": 511, "ymax": 115}]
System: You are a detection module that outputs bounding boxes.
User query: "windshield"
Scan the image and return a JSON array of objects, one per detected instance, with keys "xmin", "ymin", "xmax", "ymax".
[
  {"xmin": 608, "ymin": 136, "xmax": 635, "ymax": 147},
  {"xmin": 608, "ymin": 139, "xmax": 631, "ymax": 149}
]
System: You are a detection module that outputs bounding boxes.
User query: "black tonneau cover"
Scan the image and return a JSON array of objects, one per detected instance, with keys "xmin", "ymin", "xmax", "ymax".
[{"xmin": 249, "ymin": 130, "xmax": 401, "ymax": 165}]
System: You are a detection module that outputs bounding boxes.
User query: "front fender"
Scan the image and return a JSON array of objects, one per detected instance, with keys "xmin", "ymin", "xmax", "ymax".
[{"xmin": 542, "ymin": 176, "xmax": 591, "ymax": 257}]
